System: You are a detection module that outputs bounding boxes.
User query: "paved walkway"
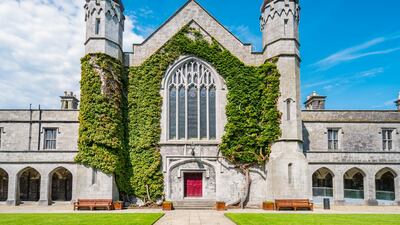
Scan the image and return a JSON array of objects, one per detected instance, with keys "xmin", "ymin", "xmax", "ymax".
[{"xmin": 154, "ymin": 210, "xmax": 235, "ymax": 225}]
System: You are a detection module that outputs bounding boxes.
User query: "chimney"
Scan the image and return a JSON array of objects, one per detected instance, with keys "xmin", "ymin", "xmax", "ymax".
[
  {"xmin": 304, "ymin": 91, "xmax": 326, "ymax": 110},
  {"xmin": 395, "ymin": 92, "xmax": 400, "ymax": 111},
  {"xmin": 60, "ymin": 91, "xmax": 79, "ymax": 110}
]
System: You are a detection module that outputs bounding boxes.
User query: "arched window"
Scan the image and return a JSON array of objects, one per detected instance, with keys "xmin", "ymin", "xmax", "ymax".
[{"xmin": 167, "ymin": 59, "xmax": 217, "ymax": 140}]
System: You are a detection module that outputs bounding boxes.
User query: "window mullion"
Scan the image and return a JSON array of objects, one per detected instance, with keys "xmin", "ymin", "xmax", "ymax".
[
  {"xmin": 197, "ymin": 85, "xmax": 200, "ymax": 140},
  {"xmin": 175, "ymin": 86, "xmax": 178, "ymax": 140},
  {"xmin": 185, "ymin": 86, "xmax": 188, "ymax": 140},
  {"xmin": 206, "ymin": 87, "xmax": 210, "ymax": 140}
]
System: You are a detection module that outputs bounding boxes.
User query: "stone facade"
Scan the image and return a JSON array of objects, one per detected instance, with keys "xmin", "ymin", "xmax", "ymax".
[{"xmin": 0, "ymin": 0, "xmax": 399, "ymax": 207}]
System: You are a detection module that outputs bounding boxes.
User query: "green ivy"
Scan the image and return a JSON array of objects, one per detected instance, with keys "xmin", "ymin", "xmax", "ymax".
[
  {"xmin": 77, "ymin": 26, "xmax": 281, "ymax": 201},
  {"xmin": 76, "ymin": 53, "xmax": 131, "ymax": 193},
  {"xmin": 128, "ymin": 27, "xmax": 281, "ymax": 201}
]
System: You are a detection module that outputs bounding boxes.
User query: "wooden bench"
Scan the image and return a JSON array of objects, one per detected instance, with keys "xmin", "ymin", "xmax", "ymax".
[
  {"xmin": 74, "ymin": 199, "xmax": 113, "ymax": 210},
  {"xmin": 275, "ymin": 199, "xmax": 313, "ymax": 211}
]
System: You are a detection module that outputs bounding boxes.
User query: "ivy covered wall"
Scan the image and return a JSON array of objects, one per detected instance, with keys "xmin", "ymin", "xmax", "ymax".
[
  {"xmin": 76, "ymin": 53, "xmax": 131, "ymax": 193},
  {"xmin": 128, "ymin": 27, "xmax": 281, "ymax": 201},
  {"xmin": 77, "ymin": 26, "xmax": 281, "ymax": 202}
]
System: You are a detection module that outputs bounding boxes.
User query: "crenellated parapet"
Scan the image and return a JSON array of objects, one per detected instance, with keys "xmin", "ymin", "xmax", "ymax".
[
  {"xmin": 260, "ymin": 0, "xmax": 300, "ymax": 49},
  {"xmin": 84, "ymin": 0, "xmax": 125, "ymax": 61},
  {"xmin": 260, "ymin": 0, "xmax": 300, "ymax": 30},
  {"xmin": 84, "ymin": 0, "xmax": 124, "ymax": 25}
]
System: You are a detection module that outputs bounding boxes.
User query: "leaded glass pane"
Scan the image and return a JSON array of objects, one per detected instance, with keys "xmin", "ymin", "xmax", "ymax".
[
  {"xmin": 200, "ymin": 87, "xmax": 207, "ymax": 139},
  {"xmin": 209, "ymin": 87, "xmax": 216, "ymax": 139},
  {"xmin": 178, "ymin": 87, "xmax": 185, "ymax": 139},
  {"xmin": 167, "ymin": 58, "xmax": 218, "ymax": 140},
  {"xmin": 169, "ymin": 87, "xmax": 176, "ymax": 139},
  {"xmin": 188, "ymin": 86, "xmax": 198, "ymax": 139},
  {"xmin": 44, "ymin": 129, "xmax": 57, "ymax": 150}
]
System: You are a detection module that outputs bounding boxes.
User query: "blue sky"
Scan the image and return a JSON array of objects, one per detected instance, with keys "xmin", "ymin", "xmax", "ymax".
[
  {"xmin": 0, "ymin": 0, "xmax": 399, "ymax": 109},
  {"xmin": 126, "ymin": 0, "xmax": 400, "ymax": 110}
]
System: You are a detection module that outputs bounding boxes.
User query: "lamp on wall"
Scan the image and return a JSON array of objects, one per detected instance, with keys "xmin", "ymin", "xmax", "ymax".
[{"xmin": 188, "ymin": 142, "xmax": 195, "ymax": 156}]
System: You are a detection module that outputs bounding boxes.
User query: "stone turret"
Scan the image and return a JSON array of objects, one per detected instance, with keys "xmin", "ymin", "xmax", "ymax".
[
  {"xmin": 304, "ymin": 91, "xmax": 327, "ymax": 110},
  {"xmin": 84, "ymin": 0, "xmax": 125, "ymax": 61},
  {"xmin": 60, "ymin": 91, "xmax": 79, "ymax": 110},
  {"xmin": 395, "ymin": 92, "xmax": 400, "ymax": 111},
  {"xmin": 260, "ymin": 0, "xmax": 300, "ymax": 52},
  {"xmin": 261, "ymin": 0, "xmax": 310, "ymax": 201}
]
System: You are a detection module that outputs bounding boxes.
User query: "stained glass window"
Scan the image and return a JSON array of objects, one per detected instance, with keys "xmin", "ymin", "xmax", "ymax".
[{"xmin": 167, "ymin": 59, "xmax": 217, "ymax": 140}]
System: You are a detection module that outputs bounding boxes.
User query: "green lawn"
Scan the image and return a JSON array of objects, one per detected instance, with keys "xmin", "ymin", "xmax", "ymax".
[
  {"xmin": 225, "ymin": 214, "xmax": 400, "ymax": 225},
  {"xmin": 0, "ymin": 213, "xmax": 164, "ymax": 225}
]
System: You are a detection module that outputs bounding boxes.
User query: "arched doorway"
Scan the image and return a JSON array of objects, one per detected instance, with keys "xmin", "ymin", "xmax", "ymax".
[
  {"xmin": 0, "ymin": 168, "xmax": 8, "ymax": 201},
  {"xmin": 376, "ymin": 168, "xmax": 396, "ymax": 201},
  {"xmin": 344, "ymin": 168, "xmax": 365, "ymax": 199},
  {"xmin": 51, "ymin": 167, "xmax": 72, "ymax": 201},
  {"xmin": 19, "ymin": 168, "xmax": 41, "ymax": 202},
  {"xmin": 312, "ymin": 167, "xmax": 333, "ymax": 197}
]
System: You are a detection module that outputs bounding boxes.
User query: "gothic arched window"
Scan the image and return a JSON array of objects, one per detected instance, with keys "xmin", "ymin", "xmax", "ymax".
[{"xmin": 167, "ymin": 59, "xmax": 217, "ymax": 140}]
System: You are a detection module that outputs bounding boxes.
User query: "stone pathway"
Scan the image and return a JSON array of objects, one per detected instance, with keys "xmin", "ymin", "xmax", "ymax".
[{"xmin": 154, "ymin": 210, "xmax": 235, "ymax": 225}]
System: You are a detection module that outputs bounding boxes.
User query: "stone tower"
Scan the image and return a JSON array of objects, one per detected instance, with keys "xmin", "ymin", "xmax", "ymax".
[
  {"xmin": 84, "ymin": 0, "xmax": 125, "ymax": 61},
  {"xmin": 261, "ymin": 0, "xmax": 310, "ymax": 200}
]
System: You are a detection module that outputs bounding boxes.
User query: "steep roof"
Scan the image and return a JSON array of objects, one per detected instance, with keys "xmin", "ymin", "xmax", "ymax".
[{"xmin": 127, "ymin": 0, "xmax": 268, "ymax": 66}]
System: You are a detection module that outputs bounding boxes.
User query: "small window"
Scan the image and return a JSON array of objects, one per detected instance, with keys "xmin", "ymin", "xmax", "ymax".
[
  {"xmin": 44, "ymin": 128, "xmax": 57, "ymax": 150},
  {"xmin": 0, "ymin": 127, "xmax": 3, "ymax": 148},
  {"xmin": 284, "ymin": 19, "xmax": 288, "ymax": 36},
  {"xmin": 95, "ymin": 18, "xmax": 101, "ymax": 35},
  {"xmin": 382, "ymin": 129, "xmax": 394, "ymax": 151},
  {"xmin": 288, "ymin": 163, "xmax": 293, "ymax": 184},
  {"xmin": 328, "ymin": 129, "xmax": 339, "ymax": 150},
  {"xmin": 285, "ymin": 99, "xmax": 292, "ymax": 121},
  {"xmin": 92, "ymin": 168, "xmax": 98, "ymax": 185}
]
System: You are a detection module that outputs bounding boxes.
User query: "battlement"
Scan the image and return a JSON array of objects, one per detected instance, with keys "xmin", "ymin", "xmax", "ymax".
[
  {"xmin": 260, "ymin": 0, "xmax": 300, "ymax": 51},
  {"xmin": 260, "ymin": 0, "xmax": 300, "ymax": 31},
  {"xmin": 84, "ymin": 0, "xmax": 125, "ymax": 61}
]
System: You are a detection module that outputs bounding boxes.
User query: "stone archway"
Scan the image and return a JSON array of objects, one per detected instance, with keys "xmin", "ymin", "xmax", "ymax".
[
  {"xmin": 19, "ymin": 167, "xmax": 41, "ymax": 202},
  {"xmin": 51, "ymin": 167, "xmax": 73, "ymax": 202},
  {"xmin": 312, "ymin": 167, "xmax": 334, "ymax": 197},
  {"xmin": 0, "ymin": 168, "xmax": 8, "ymax": 201},
  {"xmin": 168, "ymin": 159, "xmax": 216, "ymax": 200},
  {"xmin": 375, "ymin": 168, "xmax": 396, "ymax": 201},
  {"xmin": 344, "ymin": 168, "xmax": 365, "ymax": 199}
]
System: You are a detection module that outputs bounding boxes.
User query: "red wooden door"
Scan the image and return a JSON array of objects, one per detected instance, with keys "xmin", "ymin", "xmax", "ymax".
[{"xmin": 184, "ymin": 173, "xmax": 203, "ymax": 197}]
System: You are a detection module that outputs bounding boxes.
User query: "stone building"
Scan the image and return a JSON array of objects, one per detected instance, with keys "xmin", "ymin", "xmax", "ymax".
[{"xmin": 0, "ymin": 0, "xmax": 399, "ymax": 207}]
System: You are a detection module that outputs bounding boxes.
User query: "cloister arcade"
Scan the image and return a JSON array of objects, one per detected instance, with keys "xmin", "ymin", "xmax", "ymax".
[
  {"xmin": 0, "ymin": 166, "xmax": 74, "ymax": 205},
  {"xmin": 311, "ymin": 166, "xmax": 399, "ymax": 204}
]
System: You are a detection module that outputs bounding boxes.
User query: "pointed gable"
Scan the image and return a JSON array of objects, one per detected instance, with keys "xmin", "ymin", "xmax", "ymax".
[{"xmin": 127, "ymin": 0, "xmax": 267, "ymax": 66}]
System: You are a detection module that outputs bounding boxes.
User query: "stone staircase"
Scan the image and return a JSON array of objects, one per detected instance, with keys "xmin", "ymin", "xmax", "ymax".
[{"xmin": 173, "ymin": 200, "xmax": 216, "ymax": 210}]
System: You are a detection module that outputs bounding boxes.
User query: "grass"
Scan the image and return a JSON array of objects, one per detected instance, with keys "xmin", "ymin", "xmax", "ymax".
[
  {"xmin": 225, "ymin": 214, "xmax": 400, "ymax": 225},
  {"xmin": 0, "ymin": 213, "xmax": 164, "ymax": 225}
]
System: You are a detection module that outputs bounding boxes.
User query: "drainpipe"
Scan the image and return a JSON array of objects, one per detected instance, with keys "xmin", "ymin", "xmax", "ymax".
[
  {"xmin": 28, "ymin": 104, "xmax": 32, "ymax": 151},
  {"xmin": 37, "ymin": 105, "xmax": 42, "ymax": 151}
]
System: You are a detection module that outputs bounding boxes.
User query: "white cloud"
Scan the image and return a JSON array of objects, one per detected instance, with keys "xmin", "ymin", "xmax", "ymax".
[
  {"xmin": 304, "ymin": 67, "xmax": 385, "ymax": 90},
  {"xmin": 123, "ymin": 15, "xmax": 144, "ymax": 52},
  {"xmin": 0, "ymin": 0, "xmax": 143, "ymax": 108},
  {"xmin": 312, "ymin": 36, "xmax": 400, "ymax": 70}
]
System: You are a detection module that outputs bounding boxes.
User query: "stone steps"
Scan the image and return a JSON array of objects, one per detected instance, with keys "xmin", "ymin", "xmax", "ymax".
[{"xmin": 173, "ymin": 200, "xmax": 215, "ymax": 210}]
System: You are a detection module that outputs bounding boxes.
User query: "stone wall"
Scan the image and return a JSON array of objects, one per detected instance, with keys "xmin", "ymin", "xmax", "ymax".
[
  {"xmin": 302, "ymin": 110, "xmax": 400, "ymax": 152},
  {"xmin": 0, "ymin": 110, "xmax": 79, "ymax": 151},
  {"xmin": 303, "ymin": 110, "xmax": 400, "ymax": 205},
  {"xmin": 0, "ymin": 109, "xmax": 117, "ymax": 205}
]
